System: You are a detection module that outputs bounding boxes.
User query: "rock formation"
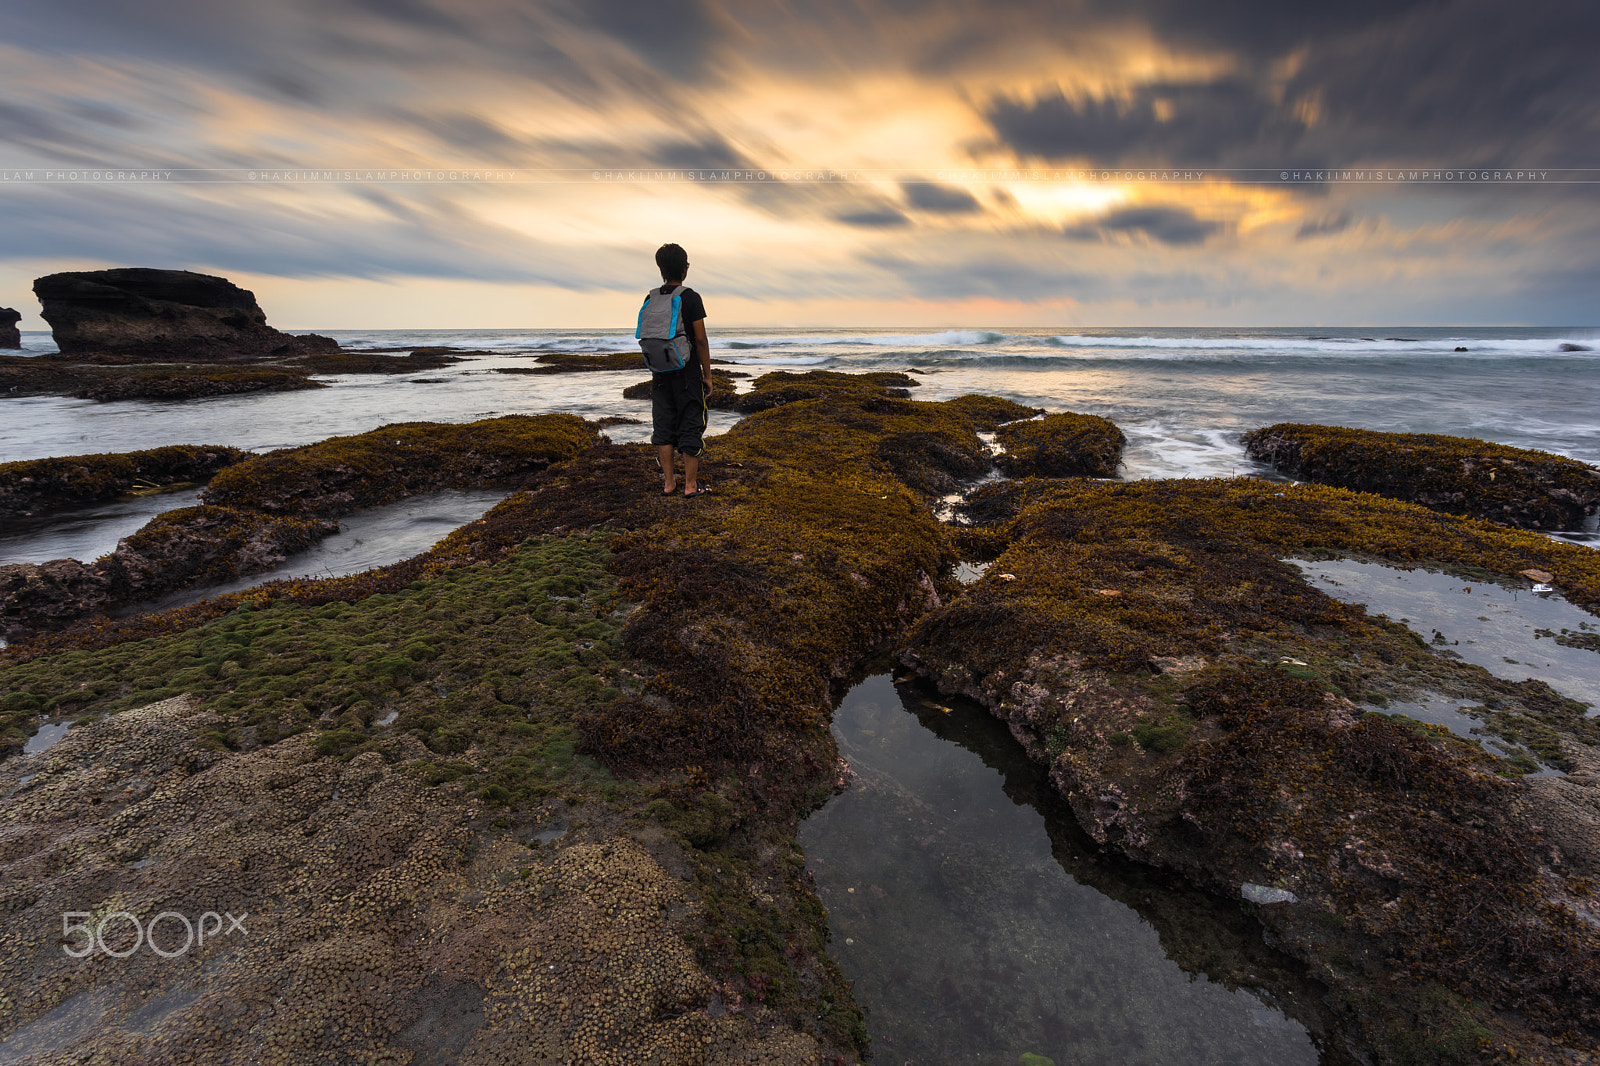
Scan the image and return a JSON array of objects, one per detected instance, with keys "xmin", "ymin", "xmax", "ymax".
[
  {"xmin": 32, "ymin": 268, "xmax": 338, "ymax": 360},
  {"xmin": 0, "ymin": 307, "xmax": 20, "ymax": 349}
]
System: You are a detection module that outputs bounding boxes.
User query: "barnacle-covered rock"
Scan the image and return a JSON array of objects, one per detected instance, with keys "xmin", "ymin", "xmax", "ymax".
[{"xmin": 1242, "ymin": 422, "xmax": 1600, "ymax": 530}]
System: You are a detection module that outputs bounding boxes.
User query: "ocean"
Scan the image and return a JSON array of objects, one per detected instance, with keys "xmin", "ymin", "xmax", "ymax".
[{"xmin": 3, "ymin": 325, "xmax": 1597, "ymax": 569}]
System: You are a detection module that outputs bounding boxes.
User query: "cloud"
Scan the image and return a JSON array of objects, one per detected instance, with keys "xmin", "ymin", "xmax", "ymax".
[
  {"xmin": 1296, "ymin": 210, "xmax": 1352, "ymax": 239},
  {"xmin": 983, "ymin": 80, "xmax": 1314, "ymax": 168},
  {"xmin": 834, "ymin": 208, "xmax": 912, "ymax": 228},
  {"xmin": 901, "ymin": 179, "xmax": 982, "ymax": 214},
  {"xmin": 1063, "ymin": 205, "xmax": 1221, "ymax": 245},
  {"xmin": 0, "ymin": 184, "xmax": 634, "ymax": 288}
]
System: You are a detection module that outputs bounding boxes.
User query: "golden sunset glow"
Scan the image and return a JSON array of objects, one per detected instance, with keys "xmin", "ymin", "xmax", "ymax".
[{"xmin": 0, "ymin": 2, "xmax": 1591, "ymax": 327}]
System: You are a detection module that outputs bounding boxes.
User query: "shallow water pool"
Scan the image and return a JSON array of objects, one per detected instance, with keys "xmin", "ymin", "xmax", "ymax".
[
  {"xmin": 1289, "ymin": 559, "xmax": 1600, "ymax": 711},
  {"xmin": 800, "ymin": 674, "xmax": 1348, "ymax": 1066}
]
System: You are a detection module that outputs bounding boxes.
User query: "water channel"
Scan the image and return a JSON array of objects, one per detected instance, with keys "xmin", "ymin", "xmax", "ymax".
[{"xmin": 800, "ymin": 674, "xmax": 1353, "ymax": 1066}]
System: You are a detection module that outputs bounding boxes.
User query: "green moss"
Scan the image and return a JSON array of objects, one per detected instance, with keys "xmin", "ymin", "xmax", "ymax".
[
  {"xmin": 1131, "ymin": 713, "xmax": 1193, "ymax": 754},
  {"xmin": 1242, "ymin": 422, "xmax": 1600, "ymax": 530},
  {"xmin": 1, "ymin": 534, "xmax": 629, "ymax": 811}
]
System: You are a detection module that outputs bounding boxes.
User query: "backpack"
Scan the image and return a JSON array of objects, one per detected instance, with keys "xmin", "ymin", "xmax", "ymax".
[{"xmin": 635, "ymin": 284, "xmax": 694, "ymax": 373}]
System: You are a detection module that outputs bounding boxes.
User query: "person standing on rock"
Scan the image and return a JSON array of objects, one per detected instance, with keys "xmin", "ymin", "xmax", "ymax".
[{"xmin": 637, "ymin": 243, "xmax": 713, "ymax": 497}]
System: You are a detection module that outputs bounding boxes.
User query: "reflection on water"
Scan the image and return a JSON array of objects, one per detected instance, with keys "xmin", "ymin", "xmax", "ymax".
[
  {"xmin": 800, "ymin": 675, "xmax": 1347, "ymax": 1066},
  {"xmin": 126, "ymin": 487, "xmax": 511, "ymax": 612},
  {"xmin": 1290, "ymin": 559, "xmax": 1600, "ymax": 710}
]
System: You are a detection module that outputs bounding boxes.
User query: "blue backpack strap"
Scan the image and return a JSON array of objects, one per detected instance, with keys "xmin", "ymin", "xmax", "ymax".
[{"xmin": 668, "ymin": 288, "xmax": 683, "ymax": 339}]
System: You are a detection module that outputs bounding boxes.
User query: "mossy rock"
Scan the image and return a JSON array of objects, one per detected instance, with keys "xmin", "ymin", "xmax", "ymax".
[
  {"xmin": 1242, "ymin": 422, "xmax": 1600, "ymax": 530},
  {"xmin": 904, "ymin": 476, "xmax": 1600, "ymax": 1048},
  {"xmin": 995, "ymin": 412, "xmax": 1125, "ymax": 478},
  {"xmin": 621, "ymin": 372, "xmax": 740, "ymax": 409},
  {"xmin": 0, "ymin": 444, "xmax": 249, "ymax": 518},
  {"xmin": 74, "ymin": 367, "xmax": 323, "ymax": 402},
  {"xmin": 202, "ymin": 414, "xmax": 598, "ymax": 516},
  {"xmin": 731, "ymin": 369, "xmax": 919, "ymax": 413},
  {"xmin": 293, "ymin": 351, "xmax": 462, "ymax": 374}
]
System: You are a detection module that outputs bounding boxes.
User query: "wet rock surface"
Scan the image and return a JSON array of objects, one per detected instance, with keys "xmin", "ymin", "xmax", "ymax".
[
  {"xmin": 32, "ymin": 268, "xmax": 338, "ymax": 360},
  {"xmin": 904, "ymin": 476, "xmax": 1600, "ymax": 1063},
  {"xmin": 1242, "ymin": 422, "xmax": 1600, "ymax": 530},
  {"xmin": 0, "ymin": 307, "xmax": 19, "ymax": 349}
]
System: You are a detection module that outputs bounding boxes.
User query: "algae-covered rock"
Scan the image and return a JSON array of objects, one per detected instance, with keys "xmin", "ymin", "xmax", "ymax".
[
  {"xmin": 732, "ymin": 369, "xmax": 919, "ymax": 413},
  {"xmin": 0, "ymin": 416, "xmax": 598, "ymax": 642},
  {"xmin": 1242, "ymin": 422, "xmax": 1600, "ymax": 530},
  {"xmin": 0, "ymin": 355, "xmax": 322, "ymax": 402},
  {"xmin": 995, "ymin": 412, "xmax": 1125, "ymax": 478},
  {"xmin": 622, "ymin": 371, "xmax": 741, "ymax": 409},
  {"xmin": 0, "ymin": 507, "xmax": 336, "ymax": 642},
  {"xmin": 202, "ymin": 414, "xmax": 598, "ymax": 516},
  {"xmin": 293, "ymin": 350, "xmax": 463, "ymax": 374},
  {"xmin": 72, "ymin": 366, "xmax": 323, "ymax": 401},
  {"xmin": 939, "ymin": 393, "xmax": 1043, "ymax": 429},
  {"xmin": 902, "ymin": 477, "xmax": 1600, "ymax": 1060},
  {"xmin": 0, "ymin": 444, "xmax": 249, "ymax": 518}
]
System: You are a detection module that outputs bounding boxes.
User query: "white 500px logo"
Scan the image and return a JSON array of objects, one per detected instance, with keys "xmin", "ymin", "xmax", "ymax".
[{"xmin": 62, "ymin": 911, "xmax": 248, "ymax": 958}]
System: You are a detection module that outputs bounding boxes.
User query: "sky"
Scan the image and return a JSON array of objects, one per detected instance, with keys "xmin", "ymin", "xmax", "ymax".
[{"xmin": 1, "ymin": 0, "xmax": 1597, "ymax": 329}]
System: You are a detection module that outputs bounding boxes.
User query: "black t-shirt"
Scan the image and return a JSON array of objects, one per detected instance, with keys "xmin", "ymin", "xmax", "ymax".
[{"xmin": 660, "ymin": 283, "xmax": 706, "ymax": 338}]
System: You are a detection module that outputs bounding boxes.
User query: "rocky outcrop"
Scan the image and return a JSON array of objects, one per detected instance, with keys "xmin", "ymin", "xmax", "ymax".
[
  {"xmin": 0, "ymin": 355, "xmax": 322, "ymax": 401},
  {"xmin": 0, "ymin": 416, "xmax": 601, "ymax": 642},
  {"xmin": 0, "ymin": 444, "xmax": 249, "ymax": 519},
  {"xmin": 1243, "ymin": 422, "xmax": 1600, "ymax": 530},
  {"xmin": 995, "ymin": 412, "xmax": 1125, "ymax": 478},
  {"xmin": 905, "ymin": 477, "xmax": 1600, "ymax": 1062},
  {"xmin": 0, "ymin": 509, "xmax": 337, "ymax": 642},
  {"xmin": 621, "ymin": 372, "xmax": 741, "ymax": 409},
  {"xmin": 32, "ymin": 268, "xmax": 339, "ymax": 360},
  {"xmin": 0, "ymin": 307, "xmax": 20, "ymax": 348}
]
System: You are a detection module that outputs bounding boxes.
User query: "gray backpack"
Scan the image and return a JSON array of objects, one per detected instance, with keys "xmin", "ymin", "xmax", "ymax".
[{"xmin": 635, "ymin": 285, "xmax": 693, "ymax": 373}]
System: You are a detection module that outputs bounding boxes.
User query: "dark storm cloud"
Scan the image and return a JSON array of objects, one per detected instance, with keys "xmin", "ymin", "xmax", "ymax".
[
  {"xmin": 984, "ymin": 80, "xmax": 1311, "ymax": 168},
  {"xmin": 1089, "ymin": 0, "xmax": 1438, "ymax": 56},
  {"xmin": 581, "ymin": 0, "xmax": 721, "ymax": 81},
  {"xmin": 1280, "ymin": 0, "xmax": 1600, "ymax": 166},
  {"xmin": 1063, "ymin": 206, "xmax": 1220, "ymax": 246},
  {"xmin": 901, "ymin": 179, "xmax": 982, "ymax": 214},
  {"xmin": 981, "ymin": 0, "xmax": 1600, "ymax": 170}
]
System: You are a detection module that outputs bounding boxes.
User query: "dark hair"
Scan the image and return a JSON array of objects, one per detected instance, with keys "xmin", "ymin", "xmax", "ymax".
[{"xmin": 655, "ymin": 243, "xmax": 689, "ymax": 281}]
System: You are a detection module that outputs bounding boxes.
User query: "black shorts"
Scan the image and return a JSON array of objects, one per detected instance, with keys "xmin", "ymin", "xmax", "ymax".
[{"xmin": 650, "ymin": 364, "xmax": 707, "ymax": 454}]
